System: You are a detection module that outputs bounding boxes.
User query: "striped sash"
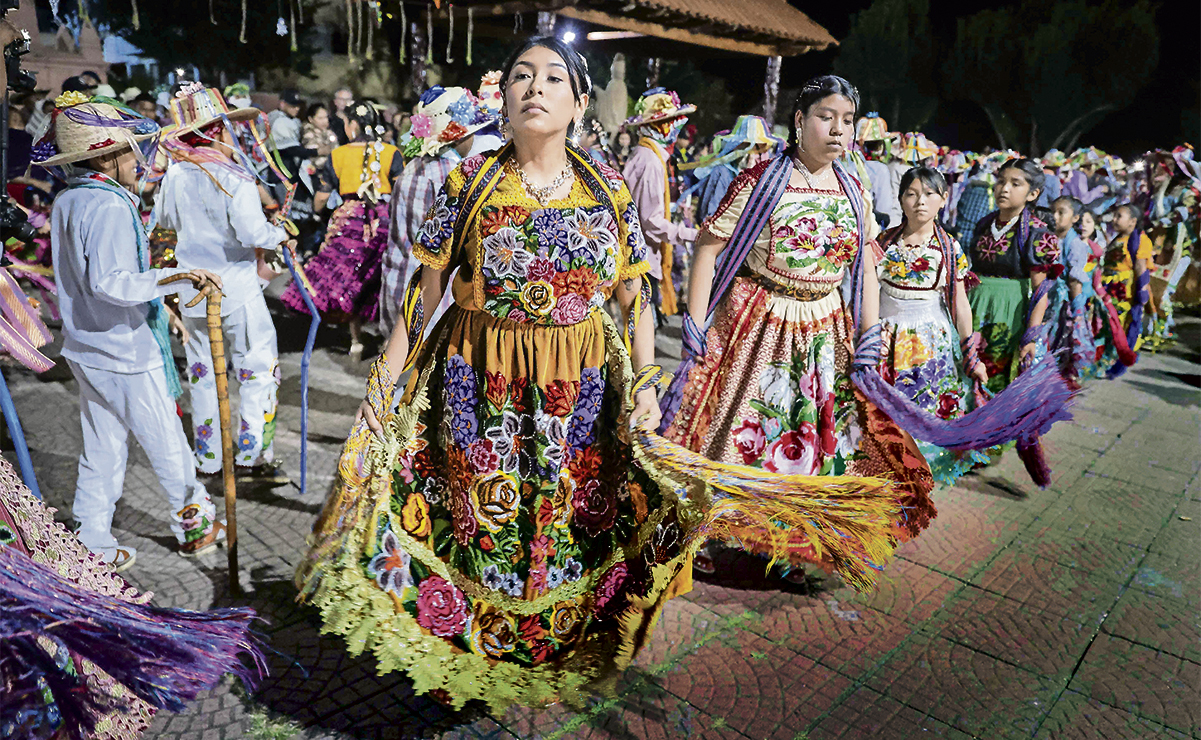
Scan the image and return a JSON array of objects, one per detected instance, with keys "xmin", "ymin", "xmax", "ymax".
[{"xmin": 706, "ymin": 155, "xmax": 792, "ymax": 318}]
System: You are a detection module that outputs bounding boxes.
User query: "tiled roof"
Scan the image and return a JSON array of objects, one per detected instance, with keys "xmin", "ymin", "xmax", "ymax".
[{"xmin": 635, "ymin": 0, "xmax": 836, "ymax": 48}]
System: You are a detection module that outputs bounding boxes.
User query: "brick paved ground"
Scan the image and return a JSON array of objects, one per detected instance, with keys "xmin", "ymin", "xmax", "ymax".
[{"xmin": 5, "ymin": 283, "xmax": 1198, "ymax": 740}]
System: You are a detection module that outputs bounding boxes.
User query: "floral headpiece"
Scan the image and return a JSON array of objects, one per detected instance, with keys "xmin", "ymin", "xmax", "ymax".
[
  {"xmin": 624, "ymin": 87, "xmax": 695, "ymax": 129},
  {"xmin": 403, "ymin": 86, "xmax": 496, "ymax": 159}
]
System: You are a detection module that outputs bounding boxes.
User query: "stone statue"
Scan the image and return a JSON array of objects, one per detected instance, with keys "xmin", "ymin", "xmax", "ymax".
[{"xmin": 594, "ymin": 53, "xmax": 628, "ymax": 137}]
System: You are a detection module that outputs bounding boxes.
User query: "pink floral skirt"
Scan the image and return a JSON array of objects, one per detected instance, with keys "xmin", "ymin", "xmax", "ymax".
[{"xmin": 663, "ymin": 277, "xmax": 935, "ymax": 568}]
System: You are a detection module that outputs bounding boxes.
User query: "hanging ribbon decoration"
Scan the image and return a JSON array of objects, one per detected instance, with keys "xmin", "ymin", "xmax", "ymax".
[
  {"xmin": 240, "ymin": 0, "xmax": 248, "ymax": 43},
  {"xmin": 346, "ymin": 0, "xmax": 356, "ymax": 62},
  {"xmin": 398, "ymin": 1, "xmax": 407, "ymax": 63},
  {"xmin": 445, "ymin": 4, "xmax": 454, "ymax": 64},
  {"xmin": 365, "ymin": 0, "xmax": 375, "ymax": 61},
  {"xmin": 290, "ymin": 0, "xmax": 298, "ymax": 51},
  {"xmin": 466, "ymin": 6, "xmax": 473, "ymax": 66},
  {"xmin": 210, "ymin": 0, "xmax": 217, "ymax": 25},
  {"xmin": 131, "ymin": 0, "xmax": 139, "ymax": 30},
  {"xmin": 425, "ymin": 2, "xmax": 434, "ymax": 64}
]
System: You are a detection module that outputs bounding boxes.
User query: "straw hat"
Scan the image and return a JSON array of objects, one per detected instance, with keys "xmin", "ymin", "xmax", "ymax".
[
  {"xmin": 31, "ymin": 91, "xmax": 159, "ymax": 167},
  {"xmin": 624, "ymin": 88, "xmax": 695, "ymax": 128},
  {"xmin": 165, "ymin": 82, "xmax": 260, "ymax": 139},
  {"xmin": 404, "ymin": 86, "xmax": 495, "ymax": 158},
  {"xmin": 686, "ymin": 115, "xmax": 785, "ymax": 175}
]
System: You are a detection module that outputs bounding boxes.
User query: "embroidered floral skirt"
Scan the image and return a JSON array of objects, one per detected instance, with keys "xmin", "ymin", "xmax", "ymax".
[
  {"xmin": 969, "ymin": 276, "xmax": 1031, "ymax": 394},
  {"xmin": 296, "ymin": 305, "xmax": 694, "ymax": 711},
  {"xmin": 282, "ymin": 199, "xmax": 389, "ymax": 324},
  {"xmin": 0, "ymin": 458, "xmax": 155, "ymax": 739},
  {"xmin": 661, "ymin": 276, "xmax": 935, "ymax": 569},
  {"xmin": 878, "ymin": 293, "xmax": 988, "ymax": 486}
]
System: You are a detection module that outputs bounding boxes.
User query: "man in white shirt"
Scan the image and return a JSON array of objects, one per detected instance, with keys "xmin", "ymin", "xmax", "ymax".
[
  {"xmin": 37, "ymin": 94, "xmax": 226, "ymax": 571},
  {"xmin": 158, "ymin": 84, "xmax": 292, "ymax": 484}
]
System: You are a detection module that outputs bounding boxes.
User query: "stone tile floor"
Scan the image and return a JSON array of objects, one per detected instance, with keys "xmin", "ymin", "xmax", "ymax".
[{"xmin": 5, "ymin": 288, "xmax": 1198, "ymax": 740}]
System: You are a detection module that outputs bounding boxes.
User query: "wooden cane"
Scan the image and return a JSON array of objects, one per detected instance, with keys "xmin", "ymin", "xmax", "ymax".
[
  {"xmin": 206, "ymin": 291, "xmax": 240, "ymax": 595},
  {"xmin": 159, "ymin": 274, "xmax": 239, "ymax": 594}
]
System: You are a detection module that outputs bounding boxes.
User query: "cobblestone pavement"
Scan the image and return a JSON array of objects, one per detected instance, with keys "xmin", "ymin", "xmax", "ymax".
[{"xmin": 5, "ymin": 282, "xmax": 1198, "ymax": 740}]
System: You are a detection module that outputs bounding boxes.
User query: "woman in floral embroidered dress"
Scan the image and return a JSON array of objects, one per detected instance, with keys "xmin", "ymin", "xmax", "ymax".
[
  {"xmin": 875, "ymin": 166, "xmax": 990, "ymax": 485},
  {"xmin": 662, "ymin": 77, "xmax": 935, "ymax": 579},
  {"xmin": 966, "ymin": 158, "xmax": 1062, "ymax": 394},
  {"xmin": 295, "ymin": 38, "xmax": 692, "ymax": 710}
]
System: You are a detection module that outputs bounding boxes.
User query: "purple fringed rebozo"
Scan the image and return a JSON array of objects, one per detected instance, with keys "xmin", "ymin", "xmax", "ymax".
[
  {"xmin": 851, "ymin": 351, "xmax": 1074, "ymax": 453},
  {"xmin": 0, "ymin": 547, "xmax": 265, "ymax": 736}
]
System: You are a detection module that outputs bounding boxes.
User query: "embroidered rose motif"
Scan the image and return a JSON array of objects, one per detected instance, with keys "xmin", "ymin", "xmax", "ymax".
[
  {"xmin": 732, "ymin": 420, "xmax": 766, "ymax": 464},
  {"xmin": 471, "ymin": 472, "xmax": 521, "ymax": 531},
  {"xmin": 466, "ymin": 439, "xmax": 500, "ymax": 475},
  {"xmin": 551, "ymin": 267, "xmax": 601, "ymax": 300},
  {"xmin": 571, "ymin": 478, "xmax": 616, "ymax": 536},
  {"xmin": 415, "ymin": 576, "xmax": 468, "ymax": 637},
  {"xmin": 936, "ymin": 392, "xmax": 960, "ymax": 420},
  {"xmin": 519, "ymin": 280, "xmax": 555, "ymax": 316},
  {"xmin": 469, "ymin": 602, "xmax": 518, "ymax": 658},
  {"xmin": 550, "ymin": 601, "xmax": 582, "ymax": 641},
  {"xmin": 762, "ymin": 429, "xmax": 818, "ymax": 475},
  {"xmin": 819, "ymin": 396, "xmax": 838, "ymax": 455},
  {"xmin": 550, "ymin": 292, "xmax": 589, "ymax": 324}
]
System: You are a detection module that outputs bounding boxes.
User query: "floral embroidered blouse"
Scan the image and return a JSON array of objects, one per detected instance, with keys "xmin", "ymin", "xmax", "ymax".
[
  {"xmin": 701, "ymin": 161, "xmax": 878, "ymax": 291},
  {"xmin": 876, "ymin": 232, "xmax": 970, "ymax": 299},
  {"xmin": 969, "ymin": 212, "xmax": 1062, "ymax": 281},
  {"xmin": 413, "ymin": 155, "xmax": 650, "ymax": 325}
]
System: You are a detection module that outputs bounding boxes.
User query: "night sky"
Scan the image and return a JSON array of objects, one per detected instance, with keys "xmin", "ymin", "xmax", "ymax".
[{"xmin": 689, "ymin": 0, "xmax": 1198, "ymax": 156}]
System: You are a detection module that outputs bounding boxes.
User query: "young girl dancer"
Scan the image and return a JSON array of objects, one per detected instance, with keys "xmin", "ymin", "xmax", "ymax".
[
  {"xmin": 966, "ymin": 158, "xmax": 1062, "ymax": 394},
  {"xmin": 1047, "ymin": 195, "xmax": 1100, "ymax": 379},
  {"xmin": 1101, "ymin": 203, "xmax": 1153, "ymax": 356},
  {"xmin": 875, "ymin": 166, "xmax": 989, "ymax": 484},
  {"xmin": 1076, "ymin": 208, "xmax": 1136, "ymax": 374}
]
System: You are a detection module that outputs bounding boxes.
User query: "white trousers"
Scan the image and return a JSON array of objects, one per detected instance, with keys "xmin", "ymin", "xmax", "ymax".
[
  {"xmin": 182, "ymin": 292, "xmax": 280, "ymax": 474},
  {"xmin": 68, "ymin": 360, "xmax": 211, "ymax": 550}
]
